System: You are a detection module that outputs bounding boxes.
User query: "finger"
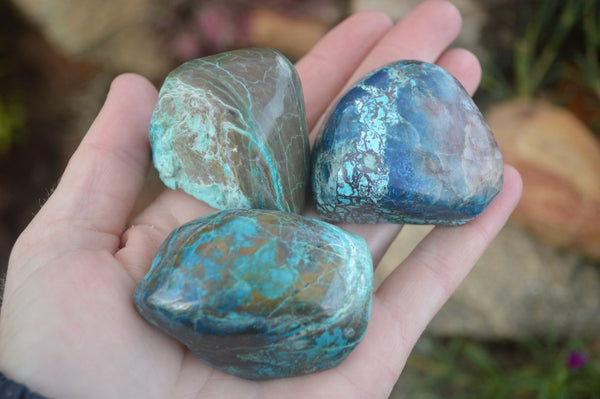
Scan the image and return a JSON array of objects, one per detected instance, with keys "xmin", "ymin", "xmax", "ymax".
[
  {"xmin": 117, "ymin": 190, "xmax": 217, "ymax": 282},
  {"xmin": 341, "ymin": 0, "xmax": 463, "ymax": 97},
  {"xmin": 307, "ymin": 0, "xmax": 463, "ymax": 147},
  {"xmin": 296, "ymin": 11, "xmax": 393, "ymax": 131},
  {"xmin": 321, "ymin": 166, "xmax": 522, "ymax": 396},
  {"xmin": 436, "ymin": 47, "xmax": 482, "ymax": 95},
  {"xmin": 337, "ymin": 48, "xmax": 482, "ymax": 264},
  {"xmin": 38, "ymin": 74, "xmax": 157, "ymax": 250},
  {"xmin": 368, "ymin": 166, "xmax": 522, "ymax": 373},
  {"xmin": 381, "ymin": 166, "xmax": 523, "ymax": 323}
]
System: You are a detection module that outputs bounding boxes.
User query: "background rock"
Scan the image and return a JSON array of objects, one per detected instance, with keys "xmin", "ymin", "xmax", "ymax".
[
  {"xmin": 161, "ymin": 0, "xmax": 341, "ymax": 63},
  {"xmin": 488, "ymin": 99, "xmax": 600, "ymax": 261},
  {"xmin": 10, "ymin": 0, "xmax": 170, "ymax": 78},
  {"xmin": 377, "ymin": 223, "xmax": 600, "ymax": 339},
  {"xmin": 10, "ymin": 0, "xmax": 341, "ymax": 77}
]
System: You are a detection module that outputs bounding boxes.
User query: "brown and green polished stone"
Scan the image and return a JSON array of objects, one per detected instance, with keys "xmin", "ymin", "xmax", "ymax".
[
  {"xmin": 134, "ymin": 209, "xmax": 373, "ymax": 380},
  {"xmin": 149, "ymin": 48, "xmax": 310, "ymax": 213}
]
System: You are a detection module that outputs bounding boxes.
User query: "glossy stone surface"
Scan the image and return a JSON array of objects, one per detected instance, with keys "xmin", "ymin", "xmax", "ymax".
[
  {"xmin": 312, "ymin": 60, "xmax": 504, "ymax": 225},
  {"xmin": 150, "ymin": 48, "xmax": 310, "ymax": 213},
  {"xmin": 134, "ymin": 209, "xmax": 373, "ymax": 380}
]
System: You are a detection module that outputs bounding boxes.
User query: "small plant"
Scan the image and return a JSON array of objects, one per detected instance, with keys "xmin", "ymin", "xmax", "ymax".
[
  {"xmin": 513, "ymin": 0, "xmax": 583, "ymax": 98},
  {"xmin": 480, "ymin": 0, "xmax": 600, "ymax": 106},
  {"xmin": 402, "ymin": 335, "xmax": 600, "ymax": 399},
  {"xmin": 0, "ymin": 95, "xmax": 26, "ymax": 155},
  {"xmin": 580, "ymin": 0, "xmax": 600, "ymax": 99}
]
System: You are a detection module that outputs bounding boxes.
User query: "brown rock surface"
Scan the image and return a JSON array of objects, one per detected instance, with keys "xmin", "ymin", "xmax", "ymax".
[
  {"xmin": 487, "ymin": 99, "xmax": 600, "ymax": 260},
  {"xmin": 10, "ymin": 0, "xmax": 170, "ymax": 78}
]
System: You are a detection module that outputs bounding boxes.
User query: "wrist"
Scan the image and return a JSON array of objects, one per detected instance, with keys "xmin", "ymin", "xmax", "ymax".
[{"xmin": 0, "ymin": 371, "xmax": 48, "ymax": 399}]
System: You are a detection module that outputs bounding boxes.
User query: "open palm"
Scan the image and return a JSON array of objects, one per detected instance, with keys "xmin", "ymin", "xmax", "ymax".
[{"xmin": 0, "ymin": 2, "xmax": 521, "ymax": 398}]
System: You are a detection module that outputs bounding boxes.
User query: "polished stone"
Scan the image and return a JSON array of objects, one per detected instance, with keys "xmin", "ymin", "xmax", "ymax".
[
  {"xmin": 311, "ymin": 60, "xmax": 504, "ymax": 225},
  {"xmin": 150, "ymin": 48, "xmax": 310, "ymax": 213},
  {"xmin": 134, "ymin": 209, "xmax": 373, "ymax": 380}
]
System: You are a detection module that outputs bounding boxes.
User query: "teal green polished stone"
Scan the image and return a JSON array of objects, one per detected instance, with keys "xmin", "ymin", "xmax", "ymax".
[
  {"xmin": 150, "ymin": 48, "xmax": 310, "ymax": 213},
  {"xmin": 134, "ymin": 209, "xmax": 373, "ymax": 380}
]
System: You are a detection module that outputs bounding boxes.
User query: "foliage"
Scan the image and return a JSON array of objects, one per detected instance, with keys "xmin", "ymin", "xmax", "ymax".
[
  {"xmin": 481, "ymin": 0, "xmax": 600, "ymax": 99},
  {"xmin": 513, "ymin": 0, "xmax": 582, "ymax": 98},
  {"xmin": 401, "ymin": 335, "xmax": 600, "ymax": 399},
  {"xmin": 0, "ymin": 95, "xmax": 26, "ymax": 155},
  {"xmin": 580, "ymin": 0, "xmax": 600, "ymax": 98},
  {"xmin": 478, "ymin": 0, "xmax": 600, "ymax": 135}
]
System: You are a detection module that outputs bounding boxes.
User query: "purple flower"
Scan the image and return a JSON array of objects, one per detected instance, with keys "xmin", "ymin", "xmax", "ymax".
[{"xmin": 566, "ymin": 351, "xmax": 588, "ymax": 371}]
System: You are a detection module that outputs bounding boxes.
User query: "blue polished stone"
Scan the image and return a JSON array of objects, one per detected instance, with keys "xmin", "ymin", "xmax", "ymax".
[
  {"xmin": 311, "ymin": 60, "xmax": 504, "ymax": 225},
  {"xmin": 134, "ymin": 209, "xmax": 373, "ymax": 380},
  {"xmin": 150, "ymin": 48, "xmax": 310, "ymax": 213}
]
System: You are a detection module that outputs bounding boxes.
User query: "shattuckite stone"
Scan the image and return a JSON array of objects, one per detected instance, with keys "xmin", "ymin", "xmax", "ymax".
[
  {"xmin": 134, "ymin": 209, "xmax": 373, "ymax": 380},
  {"xmin": 311, "ymin": 60, "xmax": 504, "ymax": 225},
  {"xmin": 150, "ymin": 48, "xmax": 310, "ymax": 213}
]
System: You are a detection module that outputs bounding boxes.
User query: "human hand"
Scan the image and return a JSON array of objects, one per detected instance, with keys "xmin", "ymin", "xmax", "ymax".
[{"xmin": 0, "ymin": 1, "xmax": 522, "ymax": 398}]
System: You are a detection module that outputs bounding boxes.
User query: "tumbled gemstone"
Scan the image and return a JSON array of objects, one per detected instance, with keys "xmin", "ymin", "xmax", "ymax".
[
  {"xmin": 134, "ymin": 209, "xmax": 373, "ymax": 380},
  {"xmin": 150, "ymin": 48, "xmax": 310, "ymax": 213},
  {"xmin": 311, "ymin": 60, "xmax": 504, "ymax": 225}
]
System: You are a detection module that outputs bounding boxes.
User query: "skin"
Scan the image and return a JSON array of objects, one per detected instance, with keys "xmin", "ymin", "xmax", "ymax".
[{"xmin": 0, "ymin": 1, "xmax": 522, "ymax": 398}]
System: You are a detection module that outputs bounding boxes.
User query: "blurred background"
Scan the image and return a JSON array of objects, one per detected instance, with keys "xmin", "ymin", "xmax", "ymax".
[{"xmin": 1, "ymin": 0, "xmax": 599, "ymax": 397}]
